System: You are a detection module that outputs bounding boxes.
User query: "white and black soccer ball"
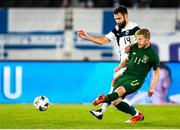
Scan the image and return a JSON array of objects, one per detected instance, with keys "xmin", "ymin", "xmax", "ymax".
[{"xmin": 33, "ymin": 96, "xmax": 50, "ymax": 111}]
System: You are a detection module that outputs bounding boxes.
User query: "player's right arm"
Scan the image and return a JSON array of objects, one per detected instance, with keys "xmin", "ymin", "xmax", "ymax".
[
  {"xmin": 77, "ymin": 30, "xmax": 110, "ymax": 45},
  {"xmin": 114, "ymin": 44, "xmax": 135, "ymax": 72},
  {"xmin": 114, "ymin": 58, "xmax": 129, "ymax": 72},
  {"xmin": 112, "ymin": 59, "xmax": 128, "ymax": 86}
]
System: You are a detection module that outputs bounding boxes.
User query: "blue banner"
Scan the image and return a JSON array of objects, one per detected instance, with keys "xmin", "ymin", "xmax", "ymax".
[
  {"xmin": 0, "ymin": 61, "xmax": 179, "ymax": 104},
  {"xmin": 0, "ymin": 61, "xmax": 114, "ymax": 103}
]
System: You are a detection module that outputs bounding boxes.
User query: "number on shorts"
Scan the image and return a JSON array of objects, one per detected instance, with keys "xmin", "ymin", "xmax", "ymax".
[{"xmin": 131, "ymin": 80, "xmax": 139, "ymax": 86}]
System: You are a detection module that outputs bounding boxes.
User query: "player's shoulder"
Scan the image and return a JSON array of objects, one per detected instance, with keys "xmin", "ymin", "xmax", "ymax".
[
  {"xmin": 149, "ymin": 45, "xmax": 157, "ymax": 54},
  {"xmin": 123, "ymin": 22, "xmax": 140, "ymax": 35},
  {"xmin": 147, "ymin": 45, "xmax": 159, "ymax": 59},
  {"xmin": 112, "ymin": 22, "xmax": 140, "ymax": 35},
  {"xmin": 127, "ymin": 21, "xmax": 140, "ymax": 29}
]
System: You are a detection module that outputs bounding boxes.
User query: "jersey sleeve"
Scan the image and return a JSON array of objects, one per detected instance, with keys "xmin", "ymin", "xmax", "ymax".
[
  {"xmin": 152, "ymin": 53, "xmax": 160, "ymax": 70},
  {"xmin": 105, "ymin": 31, "xmax": 116, "ymax": 42}
]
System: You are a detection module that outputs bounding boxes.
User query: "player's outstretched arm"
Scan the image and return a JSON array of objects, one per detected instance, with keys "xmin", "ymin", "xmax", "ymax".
[
  {"xmin": 77, "ymin": 30, "xmax": 110, "ymax": 45},
  {"xmin": 148, "ymin": 68, "xmax": 160, "ymax": 97}
]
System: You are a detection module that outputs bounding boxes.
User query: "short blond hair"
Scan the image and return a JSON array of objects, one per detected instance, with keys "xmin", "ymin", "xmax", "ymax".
[{"xmin": 135, "ymin": 28, "xmax": 150, "ymax": 39}]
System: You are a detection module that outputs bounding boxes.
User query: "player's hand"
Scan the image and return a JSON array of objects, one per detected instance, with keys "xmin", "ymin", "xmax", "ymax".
[
  {"xmin": 114, "ymin": 66, "xmax": 121, "ymax": 72},
  {"xmin": 124, "ymin": 45, "xmax": 130, "ymax": 53},
  {"xmin": 77, "ymin": 30, "xmax": 87, "ymax": 39},
  {"xmin": 148, "ymin": 88, "xmax": 154, "ymax": 97}
]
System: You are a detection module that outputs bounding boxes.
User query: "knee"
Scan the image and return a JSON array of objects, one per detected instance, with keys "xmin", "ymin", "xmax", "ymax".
[{"xmin": 115, "ymin": 86, "xmax": 126, "ymax": 97}]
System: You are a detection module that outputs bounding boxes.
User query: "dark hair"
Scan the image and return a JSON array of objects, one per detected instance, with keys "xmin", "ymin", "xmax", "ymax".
[
  {"xmin": 113, "ymin": 5, "xmax": 128, "ymax": 15},
  {"xmin": 135, "ymin": 28, "xmax": 151, "ymax": 39}
]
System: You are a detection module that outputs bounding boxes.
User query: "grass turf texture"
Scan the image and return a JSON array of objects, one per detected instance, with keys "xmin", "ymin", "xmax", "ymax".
[{"xmin": 0, "ymin": 104, "xmax": 180, "ymax": 129}]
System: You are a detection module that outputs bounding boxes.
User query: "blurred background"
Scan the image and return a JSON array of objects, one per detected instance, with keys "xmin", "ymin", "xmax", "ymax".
[{"xmin": 0, "ymin": 0, "xmax": 180, "ymax": 104}]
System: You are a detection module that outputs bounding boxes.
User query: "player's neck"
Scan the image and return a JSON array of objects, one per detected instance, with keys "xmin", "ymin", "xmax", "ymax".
[{"xmin": 144, "ymin": 43, "xmax": 151, "ymax": 49}]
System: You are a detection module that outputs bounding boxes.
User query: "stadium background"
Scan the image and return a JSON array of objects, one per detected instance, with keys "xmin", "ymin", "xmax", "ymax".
[{"xmin": 0, "ymin": 0, "xmax": 180, "ymax": 104}]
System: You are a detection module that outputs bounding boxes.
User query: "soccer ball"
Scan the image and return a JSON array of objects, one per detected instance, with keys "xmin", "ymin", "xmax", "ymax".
[{"xmin": 33, "ymin": 96, "xmax": 50, "ymax": 111}]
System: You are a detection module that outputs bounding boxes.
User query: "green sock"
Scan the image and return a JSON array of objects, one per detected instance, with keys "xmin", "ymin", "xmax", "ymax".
[
  {"xmin": 115, "ymin": 101, "xmax": 136, "ymax": 116},
  {"xmin": 105, "ymin": 92, "xmax": 119, "ymax": 102}
]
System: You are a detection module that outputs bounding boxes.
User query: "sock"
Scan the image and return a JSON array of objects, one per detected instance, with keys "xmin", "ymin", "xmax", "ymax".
[
  {"xmin": 101, "ymin": 103, "xmax": 110, "ymax": 113},
  {"xmin": 101, "ymin": 86, "xmax": 114, "ymax": 113},
  {"xmin": 115, "ymin": 101, "xmax": 137, "ymax": 116},
  {"xmin": 105, "ymin": 92, "xmax": 119, "ymax": 102},
  {"xmin": 122, "ymin": 99, "xmax": 139, "ymax": 116}
]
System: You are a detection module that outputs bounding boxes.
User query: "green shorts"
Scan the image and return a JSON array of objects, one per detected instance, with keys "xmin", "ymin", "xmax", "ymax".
[{"xmin": 113, "ymin": 75, "xmax": 144, "ymax": 98}]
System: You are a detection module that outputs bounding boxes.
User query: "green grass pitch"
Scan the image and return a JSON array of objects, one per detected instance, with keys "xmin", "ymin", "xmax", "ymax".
[{"xmin": 0, "ymin": 104, "xmax": 180, "ymax": 129}]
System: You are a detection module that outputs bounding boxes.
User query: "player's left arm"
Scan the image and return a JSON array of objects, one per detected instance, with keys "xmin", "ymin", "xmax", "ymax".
[{"xmin": 148, "ymin": 68, "xmax": 160, "ymax": 97}]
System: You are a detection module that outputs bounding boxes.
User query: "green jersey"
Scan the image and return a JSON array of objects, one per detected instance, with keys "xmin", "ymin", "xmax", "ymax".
[{"xmin": 123, "ymin": 44, "xmax": 160, "ymax": 80}]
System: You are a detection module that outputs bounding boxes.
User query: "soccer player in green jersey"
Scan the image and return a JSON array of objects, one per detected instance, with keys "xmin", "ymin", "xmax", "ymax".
[
  {"xmin": 78, "ymin": 5, "xmax": 141, "ymax": 122},
  {"xmin": 93, "ymin": 28, "xmax": 160, "ymax": 125}
]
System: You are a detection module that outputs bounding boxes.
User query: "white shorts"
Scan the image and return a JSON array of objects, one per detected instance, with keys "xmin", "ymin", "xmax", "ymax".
[
  {"xmin": 108, "ymin": 67, "xmax": 127, "ymax": 94},
  {"xmin": 114, "ymin": 67, "xmax": 127, "ymax": 78}
]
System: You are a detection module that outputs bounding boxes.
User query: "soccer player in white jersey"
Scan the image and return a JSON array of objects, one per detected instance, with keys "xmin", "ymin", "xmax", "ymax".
[{"xmin": 77, "ymin": 5, "xmax": 140, "ymax": 122}]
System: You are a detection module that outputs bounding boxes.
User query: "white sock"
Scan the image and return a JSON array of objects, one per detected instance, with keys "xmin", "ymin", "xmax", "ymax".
[
  {"xmin": 100, "ymin": 85, "xmax": 114, "ymax": 113},
  {"xmin": 101, "ymin": 103, "xmax": 110, "ymax": 113},
  {"xmin": 133, "ymin": 111, "xmax": 139, "ymax": 116},
  {"xmin": 122, "ymin": 98, "xmax": 132, "ymax": 106}
]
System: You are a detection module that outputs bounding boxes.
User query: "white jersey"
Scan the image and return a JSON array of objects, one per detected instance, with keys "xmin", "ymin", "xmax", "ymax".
[{"xmin": 106, "ymin": 21, "xmax": 140, "ymax": 62}]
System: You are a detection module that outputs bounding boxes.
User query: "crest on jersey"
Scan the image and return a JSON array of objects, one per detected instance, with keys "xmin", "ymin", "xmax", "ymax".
[
  {"xmin": 125, "ymin": 31, "xmax": 129, "ymax": 35},
  {"xmin": 142, "ymin": 55, "xmax": 149, "ymax": 63}
]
